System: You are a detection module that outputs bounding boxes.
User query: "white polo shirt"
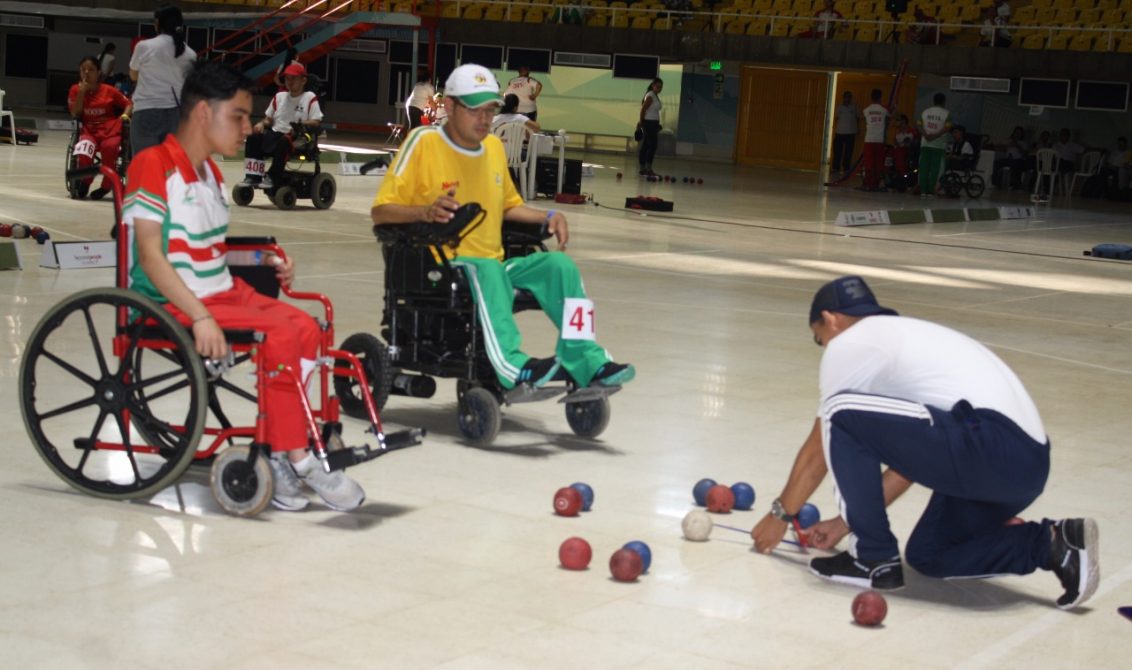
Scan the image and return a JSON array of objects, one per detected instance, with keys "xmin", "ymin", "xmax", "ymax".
[
  {"xmin": 266, "ymin": 90, "xmax": 323, "ymax": 133},
  {"xmin": 819, "ymin": 316, "xmax": 1046, "ymax": 443}
]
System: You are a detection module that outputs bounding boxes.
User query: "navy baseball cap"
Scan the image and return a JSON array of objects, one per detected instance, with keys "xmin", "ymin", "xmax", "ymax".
[{"xmin": 809, "ymin": 275, "xmax": 898, "ymax": 324}]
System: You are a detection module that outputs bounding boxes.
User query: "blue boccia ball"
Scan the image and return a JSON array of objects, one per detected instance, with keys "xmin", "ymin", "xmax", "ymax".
[
  {"xmin": 730, "ymin": 482, "xmax": 756, "ymax": 511},
  {"xmin": 570, "ymin": 482, "xmax": 594, "ymax": 512},
  {"xmin": 623, "ymin": 540, "xmax": 652, "ymax": 573},
  {"xmin": 798, "ymin": 502, "xmax": 821, "ymax": 529},
  {"xmin": 692, "ymin": 478, "xmax": 717, "ymax": 506}
]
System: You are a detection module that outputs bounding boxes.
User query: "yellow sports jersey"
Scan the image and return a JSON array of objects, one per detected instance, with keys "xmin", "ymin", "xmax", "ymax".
[{"xmin": 373, "ymin": 126, "xmax": 523, "ymax": 261}]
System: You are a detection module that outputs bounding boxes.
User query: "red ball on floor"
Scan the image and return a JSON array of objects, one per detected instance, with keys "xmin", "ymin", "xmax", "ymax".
[
  {"xmin": 705, "ymin": 484, "xmax": 735, "ymax": 513},
  {"xmin": 559, "ymin": 537, "xmax": 592, "ymax": 570},
  {"xmin": 852, "ymin": 590, "xmax": 888, "ymax": 627},
  {"xmin": 609, "ymin": 547, "xmax": 643, "ymax": 582},
  {"xmin": 553, "ymin": 486, "xmax": 583, "ymax": 517}
]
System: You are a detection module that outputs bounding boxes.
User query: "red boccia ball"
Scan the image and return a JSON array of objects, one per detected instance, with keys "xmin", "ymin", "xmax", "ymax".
[
  {"xmin": 697, "ymin": 178, "xmax": 704, "ymax": 185},
  {"xmin": 554, "ymin": 486, "xmax": 583, "ymax": 517},
  {"xmin": 852, "ymin": 590, "xmax": 888, "ymax": 627},
  {"xmin": 609, "ymin": 547, "xmax": 644, "ymax": 582},
  {"xmin": 29, "ymin": 226, "xmax": 44, "ymax": 237},
  {"xmin": 559, "ymin": 537, "xmax": 592, "ymax": 570},
  {"xmin": 0, "ymin": 223, "xmax": 11, "ymax": 238},
  {"xmin": 705, "ymin": 484, "xmax": 735, "ymax": 513}
]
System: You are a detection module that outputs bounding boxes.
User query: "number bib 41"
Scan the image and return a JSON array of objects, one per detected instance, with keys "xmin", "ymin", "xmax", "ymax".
[{"xmin": 562, "ymin": 298, "xmax": 596, "ymax": 341}]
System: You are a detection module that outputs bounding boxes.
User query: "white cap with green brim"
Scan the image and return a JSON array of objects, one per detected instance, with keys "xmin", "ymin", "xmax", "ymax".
[{"xmin": 444, "ymin": 64, "xmax": 503, "ymax": 109}]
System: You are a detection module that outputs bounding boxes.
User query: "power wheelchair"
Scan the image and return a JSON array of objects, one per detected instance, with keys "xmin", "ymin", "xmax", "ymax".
[
  {"xmin": 231, "ymin": 122, "xmax": 336, "ymax": 211},
  {"xmin": 355, "ymin": 205, "xmax": 620, "ymax": 447},
  {"xmin": 20, "ymin": 166, "xmax": 421, "ymax": 517},
  {"xmin": 65, "ymin": 117, "xmax": 131, "ymax": 199}
]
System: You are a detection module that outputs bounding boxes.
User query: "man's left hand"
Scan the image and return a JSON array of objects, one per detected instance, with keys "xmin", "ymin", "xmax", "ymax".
[{"xmin": 546, "ymin": 211, "xmax": 569, "ymax": 250}]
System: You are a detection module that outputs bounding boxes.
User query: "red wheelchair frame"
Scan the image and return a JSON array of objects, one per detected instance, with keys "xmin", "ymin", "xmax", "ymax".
[{"xmin": 20, "ymin": 166, "xmax": 420, "ymax": 516}]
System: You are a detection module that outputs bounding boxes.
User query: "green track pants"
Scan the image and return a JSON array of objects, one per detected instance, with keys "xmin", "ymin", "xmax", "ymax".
[{"xmin": 454, "ymin": 252, "xmax": 613, "ymax": 389}]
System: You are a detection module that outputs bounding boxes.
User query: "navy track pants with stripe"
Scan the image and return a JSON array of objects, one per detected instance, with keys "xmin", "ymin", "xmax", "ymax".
[{"xmin": 822, "ymin": 393, "xmax": 1053, "ymax": 578}]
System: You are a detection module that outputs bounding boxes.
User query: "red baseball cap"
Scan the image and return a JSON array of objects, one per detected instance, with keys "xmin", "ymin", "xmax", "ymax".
[{"xmin": 283, "ymin": 63, "xmax": 306, "ymax": 77}]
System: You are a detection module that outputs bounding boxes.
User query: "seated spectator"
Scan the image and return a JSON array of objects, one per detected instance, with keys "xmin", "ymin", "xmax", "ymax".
[
  {"xmin": 946, "ymin": 126, "xmax": 976, "ymax": 171},
  {"xmin": 811, "ymin": 0, "xmax": 846, "ymax": 40},
  {"xmin": 995, "ymin": 0, "xmax": 1012, "ymax": 23},
  {"xmin": 1052, "ymin": 128, "xmax": 1085, "ymax": 175},
  {"xmin": 492, "ymin": 94, "xmax": 540, "ymax": 136},
  {"xmin": 1101, "ymin": 136, "xmax": 1131, "ymax": 192},
  {"xmin": 905, "ymin": 7, "xmax": 940, "ymax": 44},
  {"xmin": 979, "ymin": 6, "xmax": 1012, "ymax": 47},
  {"xmin": 992, "ymin": 126, "xmax": 1029, "ymax": 189}
]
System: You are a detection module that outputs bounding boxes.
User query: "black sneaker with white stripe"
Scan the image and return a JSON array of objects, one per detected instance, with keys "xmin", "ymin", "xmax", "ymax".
[
  {"xmin": 515, "ymin": 357, "xmax": 560, "ymax": 388},
  {"xmin": 810, "ymin": 551, "xmax": 905, "ymax": 590},
  {"xmin": 1049, "ymin": 518, "xmax": 1099, "ymax": 610}
]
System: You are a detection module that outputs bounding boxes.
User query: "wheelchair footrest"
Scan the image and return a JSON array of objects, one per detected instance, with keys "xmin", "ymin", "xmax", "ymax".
[
  {"xmin": 504, "ymin": 384, "xmax": 568, "ymax": 405},
  {"xmin": 561, "ymin": 385, "xmax": 622, "ymax": 403},
  {"xmin": 323, "ymin": 428, "xmax": 425, "ymax": 472}
]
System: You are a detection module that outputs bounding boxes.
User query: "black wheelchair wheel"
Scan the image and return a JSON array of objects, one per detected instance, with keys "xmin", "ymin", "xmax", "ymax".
[
  {"xmin": 273, "ymin": 185, "xmax": 297, "ymax": 210},
  {"xmin": 940, "ymin": 172, "xmax": 962, "ymax": 198},
  {"xmin": 231, "ymin": 184, "xmax": 254, "ymax": 207},
  {"xmin": 565, "ymin": 397, "xmax": 611, "ymax": 439},
  {"xmin": 64, "ymin": 126, "xmax": 89, "ymax": 199},
  {"xmin": 311, "ymin": 172, "xmax": 336, "ymax": 210},
  {"xmin": 209, "ymin": 445, "xmax": 273, "ymax": 517},
  {"xmin": 19, "ymin": 288, "xmax": 208, "ymax": 500},
  {"xmin": 335, "ymin": 332, "xmax": 393, "ymax": 418},
  {"xmin": 965, "ymin": 174, "xmax": 986, "ymax": 199},
  {"xmin": 457, "ymin": 387, "xmax": 501, "ymax": 447}
]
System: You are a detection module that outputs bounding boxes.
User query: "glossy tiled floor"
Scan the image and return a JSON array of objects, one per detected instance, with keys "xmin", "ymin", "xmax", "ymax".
[{"xmin": 2, "ymin": 132, "xmax": 1131, "ymax": 669}]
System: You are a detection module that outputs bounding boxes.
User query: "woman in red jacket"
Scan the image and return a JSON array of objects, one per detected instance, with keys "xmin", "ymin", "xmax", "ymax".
[{"xmin": 68, "ymin": 56, "xmax": 133, "ymax": 199}]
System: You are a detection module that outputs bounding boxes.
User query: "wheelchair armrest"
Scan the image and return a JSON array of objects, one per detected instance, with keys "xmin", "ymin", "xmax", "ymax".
[
  {"xmin": 226, "ymin": 236, "xmax": 278, "ymax": 247},
  {"xmin": 502, "ymin": 221, "xmax": 553, "ymax": 245}
]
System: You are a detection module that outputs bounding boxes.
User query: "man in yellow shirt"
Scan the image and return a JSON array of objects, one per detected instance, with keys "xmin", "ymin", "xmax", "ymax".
[{"xmin": 371, "ymin": 64, "xmax": 634, "ymax": 391}]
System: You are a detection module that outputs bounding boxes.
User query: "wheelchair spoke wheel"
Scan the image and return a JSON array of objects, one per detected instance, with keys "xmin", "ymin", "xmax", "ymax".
[
  {"xmin": 311, "ymin": 172, "xmax": 336, "ymax": 210},
  {"xmin": 209, "ymin": 445, "xmax": 273, "ymax": 517},
  {"xmin": 565, "ymin": 397, "xmax": 611, "ymax": 439},
  {"xmin": 272, "ymin": 185, "xmax": 297, "ymax": 210},
  {"xmin": 335, "ymin": 332, "xmax": 393, "ymax": 418},
  {"xmin": 231, "ymin": 184, "xmax": 254, "ymax": 207},
  {"xmin": 19, "ymin": 288, "xmax": 207, "ymax": 500},
  {"xmin": 457, "ymin": 387, "xmax": 501, "ymax": 447},
  {"xmin": 965, "ymin": 174, "xmax": 986, "ymax": 199}
]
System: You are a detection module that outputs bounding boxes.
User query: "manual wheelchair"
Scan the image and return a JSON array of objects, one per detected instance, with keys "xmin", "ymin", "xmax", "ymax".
[
  {"xmin": 20, "ymin": 166, "xmax": 421, "ymax": 517},
  {"xmin": 350, "ymin": 205, "xmax": 621, "ymax": 447},
  {"xmin": 231, "ymin": 122, "xmax": 336, "ymax": 211},
  {"xmin": 65, "ymin": 118, "xmax": 131, "ymax": 199}
]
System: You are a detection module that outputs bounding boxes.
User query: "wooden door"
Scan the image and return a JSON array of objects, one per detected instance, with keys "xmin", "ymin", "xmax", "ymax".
[{"xmin": 735, "ymin": 67, "xmax": 829, "ymax": 170}]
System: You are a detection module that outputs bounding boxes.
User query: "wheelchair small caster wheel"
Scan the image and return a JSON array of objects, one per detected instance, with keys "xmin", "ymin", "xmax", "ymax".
[
  {"xmin": 966, "ymin": 174, "xmax": 985, "ymax": 199},
  {"xmin": 565, "ymin": 396, "xmax": 611, "ymax": 439},
  {"xmin": 210, "ymin": 445, "xmax": 273, "ymax": 517},
  {"xmin": 457, "ymin": 387, "xmax": 501, "ymax": 447},
  {"xmin": 272, "ymin": 185, "xmax": 297, "ymax": 210},
  {"xmin": 232, "ymin": 184, "xmax": 254, "ymax": 206}
]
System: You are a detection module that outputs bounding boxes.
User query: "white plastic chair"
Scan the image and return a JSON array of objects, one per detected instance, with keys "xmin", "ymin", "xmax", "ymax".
[
  {"xmin": 1069, "ymin": 150, "xmax": 1103, "ymax": 195},
  {"xmin": 493, "ymin": 120, "xmax": 532, "ymax": 200},
  {"xmin": 1032, "ymin": 148, "xmax": 1060, "ymax": 201},
  {"xmin": 0, "ymin": 89, "xmax": 16, "ymax": 146}
]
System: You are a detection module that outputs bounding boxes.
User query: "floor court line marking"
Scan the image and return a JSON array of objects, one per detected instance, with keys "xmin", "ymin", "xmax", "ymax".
[
  {"xmin": 955, "ymin": 560, "xmax": 1132, "ymax": 670},
  {"xmin": 983, "ymin": 341, "xmax": 1132, "ymax": 376}
]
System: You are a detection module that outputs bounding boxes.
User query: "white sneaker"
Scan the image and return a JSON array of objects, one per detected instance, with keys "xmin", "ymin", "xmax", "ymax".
[
  {"xmin": 260, "ymin": 175, "xmax": 274, "ymax": 189},
  {"xmin": 293, "ymin": 455, "xmax": 365, "ymax": 511},
  {"xmin": 269, "ymin": 454, "xmax": 310, "ymax": 511}
]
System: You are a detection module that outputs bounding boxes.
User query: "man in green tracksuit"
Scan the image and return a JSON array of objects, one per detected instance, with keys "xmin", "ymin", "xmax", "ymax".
[{"xmin": 371, "ymin": 64, "xmax": 634, "ymax": 391}]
